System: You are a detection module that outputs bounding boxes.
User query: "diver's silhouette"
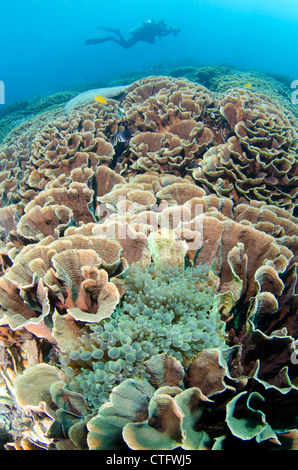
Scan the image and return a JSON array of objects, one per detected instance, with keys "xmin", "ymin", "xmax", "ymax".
[{"xmin": 86, "ymin": 20, "xmax": 181, "ymax": 48}]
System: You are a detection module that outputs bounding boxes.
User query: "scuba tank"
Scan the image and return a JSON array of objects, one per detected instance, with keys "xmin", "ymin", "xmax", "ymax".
[{"xmin": 129, "ymin": 20, "xmax": 154, "ymax": 36}]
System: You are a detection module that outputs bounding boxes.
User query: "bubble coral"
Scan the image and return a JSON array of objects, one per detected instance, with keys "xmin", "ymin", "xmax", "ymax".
[{"xmin": 59, "ymin": 255, "xmax": 226, "ymax": 410}]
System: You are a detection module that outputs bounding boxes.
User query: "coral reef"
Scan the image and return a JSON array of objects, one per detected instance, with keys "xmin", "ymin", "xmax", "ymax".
[
  {"xmin": 193, "ymin": 88, "xmax": 298, "ymax": 210},
  {"xmin": 64, "ymin": 86, "xmax": 128, "ymax": 113},
  {"xmin": 58, "ymin": 258, "xmax": 225, "ymax": 410},
  {"xmin": 0, "ymin": 74, "xmax": 297, "ymax": 451},
  {"xmin": 0, "ymin": 91, "xmax": 77, "ymax": 144}
]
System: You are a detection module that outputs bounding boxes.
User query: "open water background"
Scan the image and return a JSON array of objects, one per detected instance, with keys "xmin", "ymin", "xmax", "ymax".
[{"xmin": 0, "ymin": 0, "xmax": 298, "ymax": 105}]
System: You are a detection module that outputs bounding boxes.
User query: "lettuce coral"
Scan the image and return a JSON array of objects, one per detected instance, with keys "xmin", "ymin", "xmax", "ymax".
[
  {"xmin": 87, "ymin": 342, "xmax": 298, "ymax": 451},
  {"xmin": 193, "ymin": 88, "xmax": 298, "ymax": 210}
]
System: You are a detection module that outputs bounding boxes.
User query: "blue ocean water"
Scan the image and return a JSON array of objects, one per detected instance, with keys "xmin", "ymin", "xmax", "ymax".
[{"xmin": 1, "ymin": 0, "xmax": 298, "ymax": 105}]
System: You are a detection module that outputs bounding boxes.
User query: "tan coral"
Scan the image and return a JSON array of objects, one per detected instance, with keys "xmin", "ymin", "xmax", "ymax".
[
  {"xmin": 0, "ymin": 97, "xmax": 122, "ymax": 209},
  {"xmin": 182, "ymin": 213, "xmax": 292, "ymax": 299},
  {"xmin": 93, "ymin": 181, "xmax": 295, "ymax": 306},
  {"xmin": 94, "ymin": 165, "xmax": 125, "ymax": 197},
  {"xmin": 249, "ymin": 291, "xmax": 279, "ymax": 319},
  {"xmin": 122, "ymin": 390, "xmax": 184, "ymax": 450},
  {"xmin": 14, "ymin": 363, "xmax": 63, "ymax": 416},
  {"xmin": 145, "ymin": 354, "xmax": 185, "ymax": 389},
  {"xmin": 24, "ymin": 182, "xmax": 96, "ymax": 225},
  {"xmin": 0, "ymin": 276, "xmax": 51, "ymax": 334},
  {"xmin": 193, "ymin": 88, "xmax": 298, "ymax": 210},
  {"xmin": 116, "ymin": 76, "xmax": 221, "ymax": 176},
  {"xmin": 0, "ymin": 76, "xmax": 297, "ymax": 358},
  {"xmin": 96, "ymin": 170, "xmax": 196, "ymax": 213},
  {"xmin": 0, "ymin": 234, "xmax": 124, "ymax": 335},
  {"xmin": 156, "ymin": 182, "xmax": 205, "ymax": 205},
  {"xmin": 247, "ymin": 264, "xmax": 285, "ymax": 323},
  {"xmin": 51, "ymin": 309, "xmax": 84, "ymax": 352},
  {"xmin": 123, "ymin": 76, "xmax": 218, "ymax": 132},
  {"xmin": 0, "ymin": 205, "xmax": 17, "ymax": 240},
  {"xmin": 234, "ymin": 201, "xmax": 298, "ymax": 255},
  {"xmin": 93, "ymin": 220, "xmax": 151, "ymax": 267},
  {"xmin": 87, "ymin": 378, "xmax": 154, "ymax": 450},
  {"xmin": 185, "ymin": 348, "xmax": 233, "ymax": 397},
  {"xmin": 17, "ymin": 204, "xmax": 73, "ymax": 241},
  {"xmin": 45, "ymin": 249, "xmax": 120, "ymax": 322},
  {"xmin": 119, "ymin": 120, "xmax": 214, "ymax": 176}
]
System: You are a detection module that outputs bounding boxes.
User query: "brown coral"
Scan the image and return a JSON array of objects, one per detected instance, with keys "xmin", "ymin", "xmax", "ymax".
[
  {"xmin": 119, "ymin": 121, "xmax": 213, "ymax": 176},
  {"xmin": 193, "ymin": 88, "xmax": 298, "ymax": 210},
  {"xmin": 0, "ymin": 98, "xmax": 121, "ymax": 211},
  {"xmin": 44, "ymin": 249, "xmax": 120, "ymax": 322},
  {"xmin": 115, "ymin": 76, "xmax": 222, "ymax": 176},
  {"xmin": 0, "ymin": 234, "xmax": 125, "ymax": 335}
]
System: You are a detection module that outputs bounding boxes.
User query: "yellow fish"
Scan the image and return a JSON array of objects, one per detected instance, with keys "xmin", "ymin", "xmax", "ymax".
[
  {"xmin": 243, "ymin": 83, "xmax": 253, "ymax": 88},
  {"xmin": 94, "ymin": 95, "xmax": 108, "ymax": 104}
]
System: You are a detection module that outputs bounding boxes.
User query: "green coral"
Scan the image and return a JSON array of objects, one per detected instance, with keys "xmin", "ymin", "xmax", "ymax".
[
  {"xmin": 60, "ymin": 262, "xmax": 226, "ymax": 410},
  {"xmin": 0, "ymin": 90, "xmax": 77, "ymax": 144}
]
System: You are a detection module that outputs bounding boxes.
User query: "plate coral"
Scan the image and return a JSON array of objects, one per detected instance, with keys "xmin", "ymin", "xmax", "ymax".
[{"xmin": 0, "ymin": 74, "xmax": 297, "ymax": 451}]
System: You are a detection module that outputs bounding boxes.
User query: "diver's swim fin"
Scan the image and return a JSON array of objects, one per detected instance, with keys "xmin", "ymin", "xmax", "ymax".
[{"xmin": 85, "ymin": 37, "xmax": 113, "ymax": 45}]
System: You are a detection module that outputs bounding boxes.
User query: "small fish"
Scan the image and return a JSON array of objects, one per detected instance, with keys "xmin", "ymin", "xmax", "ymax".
[
  {"xmin": 112, "ymin": 128, "xmax": 133, "ymax": 145},
  {"xmin": 94, "ymin": 95, "xmax": 108, "ymax": 104},
  {"xmin": 243, "ymin": 83, "xmax": 253, "ymax": 88}
]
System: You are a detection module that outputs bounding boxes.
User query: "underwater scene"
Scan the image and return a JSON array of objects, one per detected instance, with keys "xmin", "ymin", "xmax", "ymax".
[{"xmin": 0, "ymin": 0, "xmax": 298, "ymax": 454}]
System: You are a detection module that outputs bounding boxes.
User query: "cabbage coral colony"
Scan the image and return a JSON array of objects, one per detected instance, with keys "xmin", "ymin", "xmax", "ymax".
[{"xmin": 0, "ymin": 75, "xmax": 297, "ymax": 451}]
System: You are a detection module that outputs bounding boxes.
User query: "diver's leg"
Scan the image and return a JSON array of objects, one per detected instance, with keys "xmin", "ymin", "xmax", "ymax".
[
  {"xmin": 97, "ymin": 27, "xmax": 129, "ymax": 42},
  {"xmin": 85, "ymin": 36, "xmax": 116, "ymax": 45},
  {"xmin": 86, "ymin": 35, "xmax": 137, "ymax": 48},
  {"xmin": 97, "ymin": 26, "xmax": 122, "ymax": 34},
  {"xmin": 103, "ymin": 37, "xmax": 132, "ymax": 48},
  {"xmin": 120, "ymin": 38, "xmax": 138, "ymax": 48},
  {"xmin": 101, "ymin": 37, "xmax": 138, "ymax": 48},
  {"xmin": 97, "ymin": 26, "xmax": 131, "ymax": 44}
]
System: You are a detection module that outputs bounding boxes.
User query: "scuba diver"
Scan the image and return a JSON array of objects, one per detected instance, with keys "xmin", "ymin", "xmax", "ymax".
[{"xmin": 86, "ymin": 19, "xmax": 181, "ymax": 48}]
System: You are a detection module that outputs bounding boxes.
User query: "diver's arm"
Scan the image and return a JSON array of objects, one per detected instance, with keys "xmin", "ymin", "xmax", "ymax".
[{"xmin": 158, "ymin": 26, "xmax": 180, "ymax": 38}]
